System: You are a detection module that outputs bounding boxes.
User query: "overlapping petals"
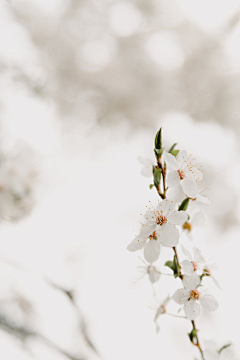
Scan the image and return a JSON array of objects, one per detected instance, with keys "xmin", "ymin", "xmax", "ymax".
[
  {"xmin": 173, "ymin": 273, "xmax": 219, "ymax": 320},
  {"xmin": 165, "ymin": 151, "xmax": 203, "ymax": 198}
]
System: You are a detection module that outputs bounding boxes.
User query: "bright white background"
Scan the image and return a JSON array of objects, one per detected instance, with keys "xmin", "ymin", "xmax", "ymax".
[{"xmin": 0, "ymin": 0, "xmax": 240, "ymax": 359}]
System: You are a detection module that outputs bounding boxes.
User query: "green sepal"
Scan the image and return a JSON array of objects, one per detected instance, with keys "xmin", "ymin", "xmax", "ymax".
[
  {"xmin": 153, "ymin": 168, "xmax": 161, "ymax": 189},
  {"xmin": 149, "ymin": 184, "xmax": 154, "ymax": 189},
  {"xmin": 218, "ymin": 344, "xmax": 232, "ymax": 354},
  {"xmin": 169, "ymin": 143, "xmax": 179, "ymax": 157},
  {"xmin": 188, "ymin": 329, "xmax": 198, "ymax": 344},
  {"xmin": 168, "ymin": 143, "xmax": 177, "ymax": 152},
  {"xmin": 178, "ymin": 197, "xmax": 190, "ymax": 211},
  {"xmin": 165, "ymin": 255, "xmax": 180, "ymax": 278},
  {"xmin": 169, "ymin": 149, "xmax": 179, "ymax": 157},
  {"xmin": 155, "ymin": 128, "xmax": 162, "ymax": 150}
]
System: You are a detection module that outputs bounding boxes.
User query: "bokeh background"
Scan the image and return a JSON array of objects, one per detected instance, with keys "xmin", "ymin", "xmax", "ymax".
[{"xmin": 0, "ymin": 0, "xmax": 240, "ymax": 359}]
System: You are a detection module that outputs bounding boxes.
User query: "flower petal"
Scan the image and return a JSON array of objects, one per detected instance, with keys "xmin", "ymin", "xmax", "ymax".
[
  {"xmin": 140, "ymin": 166, "xmax": 153, "ymax": 178},
  {"xmin": 140, "ymin": 224, "xmax": 156, "ymax": 237},
  {"xmin": 183, "ymin": 273, "xmax": 200, "ymax": 290},
  {"xmin": 138, "ymin": 156, "xmax": 153, "ymax": 166},
  {"xmin": 144, "ymin": 240, "xmax": 160, "ymax": 263},
  {"xmin": 168, "ymin": 210, "xmax": 188, "ymax": 225},
  {"xmin": 176, "ymin": 150, "xmax": 188, "ymax": 167},
  {"xmin": 211, "ymin": 276, "xmax": 222, "ymax": 290},
  {"xmin": 167, "ymin": 171, "xmax": 180, "ymax": 188},
  {"xmin": 181, "ymin": 245, "xmax": 192, "ymax": 260},
  {"xmin": 172, "ymin": 289, "xmax": 190, "ymax": 305},
  {"xmin": 157, "ymin": 199, "xmax": 174, "ymax": 217},
  {"xmin": 127, "ymin": 236, "xmax": 147, "ymax": 252},
  {"xmin": 158, "ymin": 223, "xmax": 179, "ymax": 247},
  {"xmin": 181, "ymin": 178, "xmax": 198, "ymax": 198},
  {"xmin": 200, "ymin": 294, "xmax": 219, "ymax": 311},
  {"xmin": 186, "ymin": 166, "xmax": 203, "ymax": 182},
  {"xmin": 149, "ymin": 265, "xmax": 161, "ymax": 283},
  {"xmin": 196, "ymin": 194, "xmax": 211, "ymax": 205},
  {"xmin": 181, "ymin": 260, "xmax": 194, "ymax": 276},
  {"xmin": 192, "ymin": 212, "xmax": 205, "ymax": 227},
  {"xmin": 164, "ymin": 153, "xmax": 178, "ymax": 170},
  {"xmin": 184, "ymin": 299, "xmax": 200, "ymax": 320}
]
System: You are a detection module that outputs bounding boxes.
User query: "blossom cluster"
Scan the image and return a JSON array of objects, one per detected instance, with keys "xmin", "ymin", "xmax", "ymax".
[{"xmin": 127, "ymin": 128, "xmax": 236, "ymax": 359}]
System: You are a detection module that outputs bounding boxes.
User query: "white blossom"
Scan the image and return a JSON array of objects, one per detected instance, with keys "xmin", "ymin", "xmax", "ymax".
[
  {"xmin": 172, "ymin": 273, "xmax": 219, "ymax": 320},
  {"xmin": 181, "ymin": 245, "xmax": 221, "ymax": 289},
  {"xmin": 127, "ymin": 227, "xmax": 161, "ymax": 263},
  {"xmin": 165, "ymin": 151, "xmax": 203, "ymax": 198},
  {"xmin": 141, "ymin": 199, "xmax": 188, "ymax": 246},
  {"xmin": 136, "ymin": 258, "xmax": 161, "ymax": 284},
  {"xmin": 154, "ymin": 296, "xmax": 170, "ymax": 333}
]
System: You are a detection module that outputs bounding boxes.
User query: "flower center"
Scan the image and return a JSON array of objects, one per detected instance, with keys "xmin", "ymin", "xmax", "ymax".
[
  {"xmin": 190, "ymin": 290, "xmax": 200, "ymax": 300},
  {"xmin": 156, "ymin": 215, "xmax": 167, "ymax": 226},
  {"xmin": 204, "ymin": 268, "xmax": 211, "ymax": 276},
  {"xmin": 149, "ymin": 230, "xmax": 157, "ymax": 240},
  {"xmin": 183, "ymin": 222, "xmax": 191, "ymax": 232},
  {"xmin": 177, "ymin": 169, "xmax": 185, "ymax": 180},
  {"xmin": 161, "ymin": 305, "xmax": 166, "ymax": 314},
  {"xmin": 191, "ymin": 261, "xmax": 198, "ymax": 271}
]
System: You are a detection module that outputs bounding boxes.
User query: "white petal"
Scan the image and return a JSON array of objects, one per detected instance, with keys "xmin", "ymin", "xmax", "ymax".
[
  {"xmin": 144, "ymin": 210, "xmax": 157, "ymax": 224},
  {"xmin": 140, "ymin": 224, "xmax": 156, "ymax": 237},
  {"xmin": 155, "ymin": 320, "xmax": 161, "ymax": 334},
  {"xmin": 183, "ymin": 273, "xmax": 200, "ymax": 290},
  {"xmin": 176, "ymin": 150, "xmax": 188, "ymax": 167},
  {"xmin": 144, "ymin": 241, "xmax": 160, "ymax": 263},
  {"xmin": 211, "ymin": 276, "xmax": 222, "ymax": 290},
  {"xmin": 156, "ymin": 199, "xmax": 174, "ymax": 217},
  {"xmin": 181, "ymin": 178, "xmax": 198, "ymax": 198},
  {"xmin": 172, "ymin": 289, "xmax": 190, "ymax": 305},
  {"xmin": 167, "ymin": 171, "xmax": 180, "ymax": 188},
  {"xmin": 149, "ymin": 265, "xmax": 161, "ymax": 283},
  {"xmin": 154, "ymin": 306, "xmax": 165, "ymax": 321},
  {"xmin": 181, "ymin": 245, "xmax": 193, "ymax": 260},
  {"xmin": 168, "ymin": 210, "xmax": 188, "ymax": 225},
  {"xmin": 193, "ymin": 247, "xmax": 204, "ymax": 264},
  {"xmin": 163, "ymin": 296, "xmax": 171, "ymax": 306},
  {"xmin": 158, "ymin": 223, "xmax": 179, "ymax": 247},
  {"xmin": 138, "ymin": 156, "xmax": 153, "ymax": 166},
  {"xmin": 184, "ymin": 299, "xmax": 200, "ymax": 320},
  {"xmin": 127, "ymin": 236, "xmax": 147, "ymax": 252},
  {"xmin": 140, "ymin": 166, "xmax": 153, "ymax": 178},
  {"xmin": 181, "ymin": 260, "xmax": 194, "ymax": 276},
  {"xmin": 200, "ymin": 294, "xmax": 219, "ymax": 311},
  {"xmin": 164, "ymin": 153, "xmax": 178, "ymax": 170},
  {"xmin": 192, "ymin": 212, "xmax": 205, "ymax": 227},
  {"xmin": 185, "ymin": 166, "xmax": 203, "ymax": 182},
  {"xmin": 196, "ymin": 193, "xmax": 211, "ymax": 205}
]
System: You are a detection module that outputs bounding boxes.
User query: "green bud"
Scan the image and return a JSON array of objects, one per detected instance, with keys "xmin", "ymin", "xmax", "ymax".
[
  {"xmin": 188, "ymin": 329, "xmax": 198, "ymax": 344},
  {"xmin": 178, "ymin": 197, "xmax": 190, "ymax": 211},
  {"xmin": 155, "ymin": 127, "xmax": 162, "ymax": 150},
  {"xmin": 149, "ymin": 184, "xmax": 154, "ymax": 189}
]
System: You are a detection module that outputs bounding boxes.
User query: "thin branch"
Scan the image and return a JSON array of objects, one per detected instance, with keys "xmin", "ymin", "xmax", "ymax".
[{"xmin": 0, "ymin": 314, "xmax": 85, "ymax": 360}]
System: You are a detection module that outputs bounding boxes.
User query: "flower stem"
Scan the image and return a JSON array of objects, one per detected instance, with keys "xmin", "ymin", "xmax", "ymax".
[{"xmin": 154, "ymin": 154, "xmax": 205, "ymax": 360}]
